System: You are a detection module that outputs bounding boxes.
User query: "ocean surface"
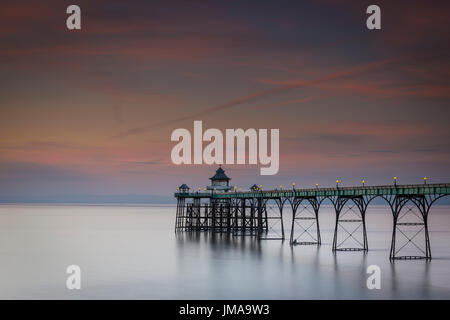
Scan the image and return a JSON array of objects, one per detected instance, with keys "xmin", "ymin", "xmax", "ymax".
[{"xmin": 0, "ymin": 204, "xmax": 450, "ymax": 299}]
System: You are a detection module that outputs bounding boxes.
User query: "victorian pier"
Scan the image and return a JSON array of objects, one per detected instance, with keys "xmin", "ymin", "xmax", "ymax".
[{"xmin": 175, "ymin": 167, "xmax": 450, "ymax": 260}]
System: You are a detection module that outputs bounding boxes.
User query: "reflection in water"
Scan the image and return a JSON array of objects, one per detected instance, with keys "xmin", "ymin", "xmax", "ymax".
[
  {"xmin": 390, "ymin": 260, "xmax": 431, "ymax": 299},
  {"xmin": 331, "ymin": 251, "xmax": 368, "ymax": 298},
  {"xmin": 176, "ymin": 231, "xmax": 262, "ymax": 255},
  {"xmin": 173, "ymin": 204, "xmax": 450, "ymax": 299},
  {"xmin": 176, "ymin": 233, "xmax": 293, "ymax": 265},
  {"xmin": 1, "ymin": 204, "xmax": 450, "ymax": 299}
]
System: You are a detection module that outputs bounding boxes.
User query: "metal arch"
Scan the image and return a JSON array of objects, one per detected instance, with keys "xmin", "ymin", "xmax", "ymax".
[
  {"xmin": 289, "ymin": 196, "xmax": 322, "ymax": 246},
  {"xmin": 298, "ymin": 196, "xmax": 325, "ymax": 212},
  {"xmin": 382, "ymin": 194, "xmax": 414, "ymax": 260},
  {"xmin": 360, "ymin": 194, "xmax": 379, "ymax": 208},
  {"xmin": 328, "ymin": 195, "xmax": 351, "ymax": 211},
  {"xmin": 288, "ymin": 196, "xmax": 304, "ymax": 244},
  {"xmin": 425, "ymin": 194, "xmax": 448, "ymax": 208},
  {"xmin": 330, "ymin": 195, "xmax": 370, "ymax": 252},
  {"xmin": 348, "ymin": 196, "xmax": 370, "ymax": 251},
  {"xmin": 388, "ymin": 195, "xmax": 431, "ymax": 260},
  {"xmin": 258, "ymin": 197, "xmax": 286, "ymax": 240},
  {"xmin": 285, "ymin": 196, "xmax": 299, "ymax": 211}
]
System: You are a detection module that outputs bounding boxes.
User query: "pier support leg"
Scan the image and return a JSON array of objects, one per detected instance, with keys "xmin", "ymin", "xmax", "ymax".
[
  {"xmin": 388, "ymin": 195, "xmax": 438, "ymax": 260},
  {"xmin": 240, "ymin": 199, "xmax": 246, "ymax": 235},
  {"xmin": 233, "ymin": 198, "xmax": 258, "ymax": 237},
  {"xmin": 175, "ymin": 198, "xmax": 186, "ymax": 232},
  {"xmin": 290, "ymin": 197, "xmax": 322, "ymax": 246},
  {"xmin": 259, "ymin": 198, "xmax": 285, "ymax": 240},
  {"xmin": 332, "ymin": 196, "xmax": 368, "ymax": 252}
]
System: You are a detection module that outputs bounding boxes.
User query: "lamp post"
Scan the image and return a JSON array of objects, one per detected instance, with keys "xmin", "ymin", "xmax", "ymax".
[
  {"xmin": 424, "ymin": 177, "xmax": 427, "ymax": 185},
  {"xmin": 362, "ymin": 180, "xmax": 365, "ymax": 186},
  {"xmin": 336, "ymin": 180, "xmax": 339, "ymax": 188},
  {"xmin": 394, "ymin": 177, "xmax": 397, "ymax": 186},
  {"xmin": 292, "ymin": 182, "xmax": 296, "ymax": 191},
  {"xmin": 315, "ymin": 183, "xmax": 319, "ymax": 189}
]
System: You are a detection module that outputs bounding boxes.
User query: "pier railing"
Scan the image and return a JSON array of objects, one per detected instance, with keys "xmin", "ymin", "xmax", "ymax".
[{"xmin": 175, "ymin": 183, "xmax": 450, "ymax": 198}]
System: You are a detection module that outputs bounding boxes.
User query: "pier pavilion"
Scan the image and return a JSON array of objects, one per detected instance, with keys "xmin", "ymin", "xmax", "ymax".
[{"xmin": 175, "ymin": 167, "xmax": 450, "ymax": 260}]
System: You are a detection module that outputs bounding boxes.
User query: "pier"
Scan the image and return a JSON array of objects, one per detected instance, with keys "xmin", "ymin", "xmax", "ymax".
[{"xmin": 175, "ymin": 167, "xmax": 450, "ymax": 260}]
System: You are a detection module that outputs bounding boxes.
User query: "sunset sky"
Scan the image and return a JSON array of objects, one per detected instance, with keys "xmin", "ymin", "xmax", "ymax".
[{"xmin": 1, "ymin": 0, "xmax": 449, "ymax": 202}]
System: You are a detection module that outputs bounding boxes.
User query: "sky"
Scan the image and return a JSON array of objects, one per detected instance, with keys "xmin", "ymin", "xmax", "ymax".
[{"xmin": 0, "ymin": 0, "xmax": 449, "ymax": 202}]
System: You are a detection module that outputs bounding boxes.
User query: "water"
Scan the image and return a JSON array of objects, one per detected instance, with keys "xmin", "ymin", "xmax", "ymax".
[{"xmin": 0, "ymin": 204, "xmax": 450, "ymax": 299}]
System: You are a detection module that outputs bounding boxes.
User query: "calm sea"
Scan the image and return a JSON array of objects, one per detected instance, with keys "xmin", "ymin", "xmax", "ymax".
[{"xmin": 0, "ymin": 204, "xmax": 449, "ymax": 299}]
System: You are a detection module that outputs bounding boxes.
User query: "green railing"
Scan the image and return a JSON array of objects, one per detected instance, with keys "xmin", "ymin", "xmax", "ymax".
[{"xmin": 175, "ymin": 183, "xmax": 450, "ymax": 199}]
